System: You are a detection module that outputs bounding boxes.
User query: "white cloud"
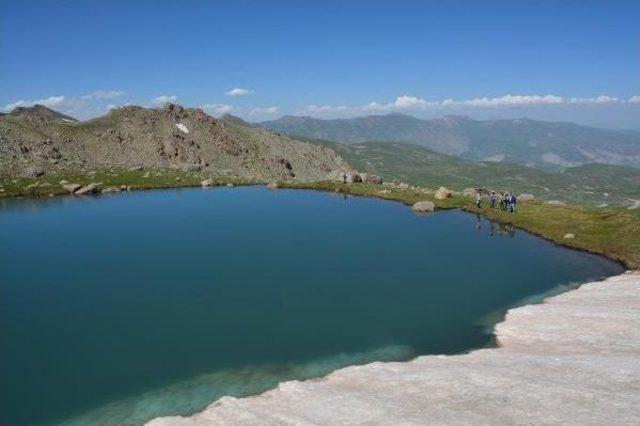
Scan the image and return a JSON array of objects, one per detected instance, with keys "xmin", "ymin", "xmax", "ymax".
[
  {"xmin": 201, "ymin": 103, "xmax": 233, "ymax": 115},
  {"xmin": 454, "ymin": 94, "xmax": 564, "ymax": 107},
  {"xmin": 297, "ymin": 92, "xmax": 635, "ymax": 118},
  {"xmin": 225, "ymin": 88, "xmax": 252, "ymax": 97},
  {"xmin": 250, "ymin": 106, "xmax": 280, "ymax": 116},
  {"xmin": 153, "ymin": 95, "xmax": 177, "ymax": 105},
  {"xmin": 3, "ymin": 95, "xmax": 67, "ymax": 111},
  {"xmin": 569, "ymin": 95, "xmax": 620, "ymax": 104},
  {"xmin": 82, "ymin": 90, "xmax": 125, "ymax": 100}
]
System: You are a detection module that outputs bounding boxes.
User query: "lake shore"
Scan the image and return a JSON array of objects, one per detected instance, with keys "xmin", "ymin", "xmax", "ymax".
[{"xmin": 147, "ymin": 270, "xmax": 640, "ymax": 425}]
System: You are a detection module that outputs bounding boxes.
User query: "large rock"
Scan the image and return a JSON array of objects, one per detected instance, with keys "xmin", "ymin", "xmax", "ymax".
[
  {"xmin": 434, "ymin": 187, "xmax": 453, "ymax": 200},
  {"xmin": 361, "ymin": 174, "xmax": 383, "ymax": 185},
  {"xmin": 412, "ymin": 201, "xmax": 435, "ymax": 212},
  {"xmin": 519, "ymin": 193, "xmax": 535, "ymax": 202},
  {"xmin": 62, "ymin": 183, "xmax": 81, "ymax": 194},
  {"xmin": 463, "ymin": 188, "xmax": 477, "ymax": 197},
  {"xmin": 201, "ymin": 179, "xmax": 213, "ymax": 187},
  {"xmin": 266, "ymin": 182, "xmax": 278, "ymax": 189},
  {"xmin": 75, "ymin": 182, "xmax": 101, "ymax": 195}
]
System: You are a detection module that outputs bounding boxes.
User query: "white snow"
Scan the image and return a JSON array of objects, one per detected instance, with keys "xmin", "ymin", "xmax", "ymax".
[{"xmin": 175, "ymin": 123, "xmax": 189, "ymax": 134}]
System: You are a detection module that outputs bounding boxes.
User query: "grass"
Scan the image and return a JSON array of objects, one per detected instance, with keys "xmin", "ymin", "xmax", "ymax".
[
  {"xmin": 0, "ymin": 168, "xmax": 255, "ymax": 198},
  {"xmin": 279, "ymin": 180, "xmax": 640, "ymax": 269}
]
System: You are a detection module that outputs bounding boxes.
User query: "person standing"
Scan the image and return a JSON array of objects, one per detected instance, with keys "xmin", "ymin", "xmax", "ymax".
[
  {"xmin": 489, "ymin": 191, "xmax": 497, "ymax": 208},
  {"xmin": 475, "ymin": 190, "xmax": 482, "ymax": 208},
  {"xmin": 511, "ymin": 193, "xmax": 517, "ymax": 213}
]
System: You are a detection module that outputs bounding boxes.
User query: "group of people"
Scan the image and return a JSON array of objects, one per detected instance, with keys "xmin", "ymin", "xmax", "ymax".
[{"xmin": 475, "ymin": 189, "xmax": 517, "ymax": 213}]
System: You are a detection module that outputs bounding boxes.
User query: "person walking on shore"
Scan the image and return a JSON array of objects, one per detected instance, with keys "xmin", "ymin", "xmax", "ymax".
[
  {"xmin": 500, "ymin": 192, "xmax": 508, "ymax": 211},
  {"xmin": 509, "ymin": 193, "xmax": 517, "ymax": 213},
  {"xmin": 489, "ymin": 191, "xmax": 497, "ymax": 208},
  {"xmin": 475, "ymin": 190, "xmax": 482, "ymax": 208}
]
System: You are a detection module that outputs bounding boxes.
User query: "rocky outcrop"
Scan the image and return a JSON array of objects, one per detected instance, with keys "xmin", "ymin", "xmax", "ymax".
[{"xmin": 147, "ymin": 272, "xmax": 640, "ymax": 426}]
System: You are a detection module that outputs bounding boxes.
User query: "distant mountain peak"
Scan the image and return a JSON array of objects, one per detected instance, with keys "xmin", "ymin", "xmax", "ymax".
[{"xmin": 9, "ymin": 104, "xmax": 79, "ymax": 123}]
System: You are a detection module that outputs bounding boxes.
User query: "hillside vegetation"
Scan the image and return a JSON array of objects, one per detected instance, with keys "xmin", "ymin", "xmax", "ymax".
[{"xmin": 301, "ymin": 139, "xmax": 640, "ymax": 206}]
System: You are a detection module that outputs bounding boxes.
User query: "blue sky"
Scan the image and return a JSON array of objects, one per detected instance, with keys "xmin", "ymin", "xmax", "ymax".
[{"xmin": 1, "ymin": 0, "xmax": 639, "ymax": 127}]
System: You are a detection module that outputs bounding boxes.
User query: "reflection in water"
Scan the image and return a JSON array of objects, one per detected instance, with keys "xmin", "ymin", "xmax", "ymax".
[{"xmin": 476, "ymin": 215, "xmax": 515, "ymax": 239}]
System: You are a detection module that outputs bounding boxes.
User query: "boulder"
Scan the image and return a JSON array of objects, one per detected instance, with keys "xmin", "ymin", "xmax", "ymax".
[
  {"xmin": 546, "ymin": 200, "xmax": 566, "ymax": 206},
  {"xmin": 564, "ymin": 233, "xmax": 575, "ymax": 239},
  {"xmin": 266, "ymin": 182, "xmax": 278, "ymax": 189},
  {"xmin": 345, "ymin": 172, "xmax": 361, "ymax": 184},
  {"xmin": 463, "ymin": 188, "xmax": 477, "ymax": 197},
  {"xmin": 412, "ymin": 201, "xmax": 436, "ymax": 213},
  {"xmin": 361, "ymin": 174, "xmax": 383, "ymax": 185},
  {"xmin": 129, "ymin": 165, "xmax": 144, "ymax": 171},
  {"xmin": 201, "ymin": 179, "xmax": 213, "ymax": 187},
  {"xmin": 434, "ymin": 187, "xmax": 453, "ymax": 200},
  {"xmin": 75, "ymin": 183, "xmax": 100, "ymax": 195},
  {"xmin": 227, "ymin": 183, "xmax": 234, "ymax": 187},
  {"xmin": 59, "ymin": 180, "xmax": 69, "ymax": 185},
  {"xmin": 519, "ymin": 193, "xmax": 535, "ymax": 202},
  {"xmin": 120, "ymin": 185, "xmax": 128, "ymax": 191},
  {"xmin": 62, "ymin": 183, "xmax": 81, "ymax": 194}
]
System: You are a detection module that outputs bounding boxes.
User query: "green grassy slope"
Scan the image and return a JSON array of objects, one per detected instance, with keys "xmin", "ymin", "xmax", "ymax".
[{"xmin": 300, "ymin": 138, "xmax": 640, "ymax": 206}]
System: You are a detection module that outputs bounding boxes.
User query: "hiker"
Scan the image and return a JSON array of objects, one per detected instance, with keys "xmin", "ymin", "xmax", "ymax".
[
  {"xmin": 509, "ymin": 193, "xmax": 517, "ymax": 213},
  {"xmin": 500, "ymin": 192, "xmax": 508, "ymax": 211},
  {"xmin": 341, "ymin": 171, "xmax": 347, "ymax": 184},
  {"xmin": 475, "ymin": 190, "xmax": 482, "ymax": 208},
  {"xmin": 489, "ymin": 191, "xmax": 497, "ymax": 208}
]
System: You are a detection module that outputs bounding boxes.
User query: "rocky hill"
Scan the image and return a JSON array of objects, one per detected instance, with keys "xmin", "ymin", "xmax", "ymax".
[
  {"xmin": 0, "ymin": 104, "xmax": 349, "ymax": 182},
  {"xmin": 258, "ymin": 113, "xmax": 640, "ymax": 170}
]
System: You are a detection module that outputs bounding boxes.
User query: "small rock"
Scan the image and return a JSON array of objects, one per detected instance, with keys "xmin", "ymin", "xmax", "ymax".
[
  {"xmin": 143, "ymin": 172, "xmax": 150, "ymax": 178},
  {"xmin": 101, "ymin": 187, "xmax": 121, "ymax": 194},
  {"xmin": 519, "ymin": 193, "xmax": 535, "ymax": 202},
  {"xmin": 59, "ymin": 180, "xmax": 69, "ymax": 185},
  {"xmin": 412, "ymin": 201, "xmax": 436, "ymax": 213},
  {"xmin": 129, "ymin": 165, "xmax": 144, "ymax": 171},
  {"xmin": 120, "ymin": 185, "xmax": 128, "ymax": 191},
  {"xmin": 62, "ymin": 183, "xmax": 81, "ymax": 194},
  {"xmin": 75, "ymin": 183, "xmax": 101, "ymax": 195},
  {"xmin": 266, "ymin": 182, "xmax": 278, "ymax": 189},
  {"xmin": 201, "ymin": 179, "xmax": 213, "ymax": 187},
  {"xmin": 598, "ymin": 203, "xmax": 608, "ymax": 208},
  {"xmin": 22, "ymin": 166, "xmax": 45, "ymax": 178},
  {"xmin": 227, "ymin": 183, "xmax": 234, "ymax": 187},
  {"xmin": 564, "ymin": 233, "xmax": 575, "ymax": 239},
  {"xmin": 546, "ymin": 200, "xmax": 566, "ymax": 206}
]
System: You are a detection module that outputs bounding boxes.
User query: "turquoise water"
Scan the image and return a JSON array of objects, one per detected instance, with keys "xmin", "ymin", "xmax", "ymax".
[{"xmin": 0, "ymin": 187, "xmax": 623, "ymax": 425}]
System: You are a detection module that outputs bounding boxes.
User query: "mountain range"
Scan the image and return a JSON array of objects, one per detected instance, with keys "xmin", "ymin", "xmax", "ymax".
[{"xmin": 258, "ymin": 113, "xmax": 640, "ymax": 170}]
